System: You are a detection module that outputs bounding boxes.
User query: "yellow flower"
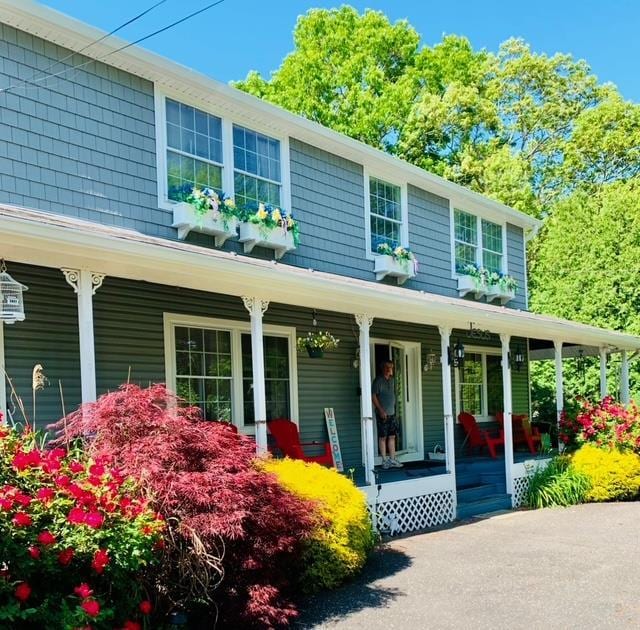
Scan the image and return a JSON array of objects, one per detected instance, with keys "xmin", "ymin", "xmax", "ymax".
[
  {"xmin": 272, "ymin": 208, "xmax": 282, "ymax": 223},
  {"xmin": 287, "ymin": 217, "xmax": 294, "ymax": 228},
  {"xmin": 224, "ymin": 197, "xmax": 235, "ymax": 208}
]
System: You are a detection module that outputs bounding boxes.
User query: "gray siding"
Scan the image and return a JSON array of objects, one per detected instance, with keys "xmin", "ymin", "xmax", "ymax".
[
  {"xmin": 0, "ymin": 24, "xmax": 529, "ymax": 309},
  {"xmin": 507, "ymin": 223, "xmax": 527, "ymax": 310},
  {"xmin": 2, "ymin": 263, "xmax": 81, "ymax": 429}
]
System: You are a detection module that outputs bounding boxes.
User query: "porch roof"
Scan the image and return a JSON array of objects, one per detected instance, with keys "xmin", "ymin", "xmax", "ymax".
[{"xmin": 1, "ymin": 203, "xmax": 638, "ymax": 352}]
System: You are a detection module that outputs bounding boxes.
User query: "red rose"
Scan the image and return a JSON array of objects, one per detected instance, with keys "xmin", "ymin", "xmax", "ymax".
[
  {"xmin": 81, "ymin": 598, "xmax": 100, "ymax": 617},
  {"xmin": 0, "ymin": 497, "xmax": 13, "ymax": 511},
  {"xmin": 91, "ymin": 549, "xmax": 109, "ymax": 574},
  {"xmin": 84, "ymin": 511, "xmax": 104, "ymax": 529},
  {"xmin": 139, "ymin": 600, "xmax": 152, "ymax": 615},
  {"xmin": 12, "ymin": 512, "xmax": 32, "ymax": 527},
  {"xmin": 28, "ymin": 545, "xmax": 41, "ymax": 559},
  {"xmin": 122, "ymin": 621, "xmax": 141, "ymax": 630},
  {"xmin": 88, "ymin": 464, "xmax": 105, "ymax": 477},
  {"xmin": 48, "ymin": 447, "xmax": 66, "ymax": 460},
  {"xmin": 68, "ymin": 507, "xmax": 86, "ymax": 525},
  {"xmin": 41, "ymin": 459, "xmax": 62, "ymax": 474},
  {"xmin": 14, "ymin": 493, "xmax": 32, "ymax": 507},
  {"xmin": 55, "ymin": 474, "xmax": 71, "ymax": 488},
  {"xmin": 36, "ymin": 488, "xmax": 56, "ymax": 503},
  {"xmin": 69, "ymin": 460, "xmax": 85, "ymax": 473},
  {"xmin": 74, "ymin": 582, "xmax": 93, "ymax": 599},
  {"xmin": 58, "ymin": 548, "xmax": 74, "ymax": 566},
  {"xmin": 37, "ymin": 530, "xmax": 56, "ymax": 545},
  {"xmin": 15, "ymin": 582, "xmax": 31, "ymax": 602}
]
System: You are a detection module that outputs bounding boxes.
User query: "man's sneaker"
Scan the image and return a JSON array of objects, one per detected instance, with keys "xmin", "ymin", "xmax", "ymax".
[
  {"xmin": 381, "ymin": 457, "xmax": 391, "ymax": 470},
  {"xmin": 389, "ymin": 458, "xmax": 404, "ymax": 468}
]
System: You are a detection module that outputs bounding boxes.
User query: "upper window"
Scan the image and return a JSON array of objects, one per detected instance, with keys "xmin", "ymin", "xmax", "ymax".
[
  {"xmin": 454, "ymin": 209, "xmax": 504, "ymax": 274},
  {"xmin": 233, "ymin": 125, "xmax": 281, "ymax": 209},
  {"xmin": 166, "ymin": 98, "xmax": 223, "ymax": 201},
  {"xmin": 368, "ymin": 177, "xmax": 404, "ymax": 253}
]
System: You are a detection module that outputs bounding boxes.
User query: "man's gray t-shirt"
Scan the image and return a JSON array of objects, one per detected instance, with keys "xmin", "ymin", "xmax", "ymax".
[{"xmin": 372, "ymin": 375, "xmax": 395, "ymax": 415}]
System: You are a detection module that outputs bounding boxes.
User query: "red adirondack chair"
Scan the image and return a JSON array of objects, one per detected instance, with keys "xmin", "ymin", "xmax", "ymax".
[
  {"xmin": 267, "ymin": 419, "xmax": 334, "ymax": 467},
  {"xmin": 458, "ymin": 412, "xmax": 504, "ymax": 459},
  {"xmin": 496, "ymin": 412, "xmax": 542, "ymax": 455}
]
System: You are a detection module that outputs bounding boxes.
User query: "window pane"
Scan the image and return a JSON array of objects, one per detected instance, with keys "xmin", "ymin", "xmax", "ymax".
[
  {"xmin": 235, "ymin": 172, "xmax": 280, "ymax": 209},
  {"xmin": 369, "ymin": 177, "xmax": 402, "ymax": 253},
  {"xmin": 455, "ymin": 243, "xmax": 477, "ymax": 271},
  {"xmin": 482, "ymin": 219, "xmax": 503, "ymax": 254},
  {"xmin": 483, "ymin": 251, "xmax": 502, "ymax": 274},
  {"xmin": 459, "ymin": 353, "xmax": 483, "ymax": 415},
  {"xmin": 454, "ymin": 210, "xmax": 477, "ymax": 245},
  {"xmin": 486, "ymin": 355, "xmax": 504, "ymax": 416}
]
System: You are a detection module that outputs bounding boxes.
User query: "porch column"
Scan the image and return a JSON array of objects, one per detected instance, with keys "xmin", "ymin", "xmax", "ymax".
[
  {"xmin": 621, "ymin": 350, "xmax": 630, "ymax": 405},
  {"xmin": 242, "ymin": 297, "xmax": 269, "ymax": 456},
  {"xmin": 599, "ymin": 347, "xmax": 608, "ymax": 399},
  {"xmin": 355, "ymin": 314, "xmax": 375, "ymax": 485},
  {"xmin": 500, "ymin": 334, "xmax": 514, "ymax": 497},
  {"xmin": 62, "ymin": 269, "xmax": 104, "ymax": 404},
  {"xmin": 554, "ymin": 340, "xmax": 564, "ymax": 448},
  {"xmin": 438, "ymin": 327, "xmax": 456, "ymax": 484},
  {"xmin": 0, "ymin": 322, "xmax": 6, "ymax": 419}
]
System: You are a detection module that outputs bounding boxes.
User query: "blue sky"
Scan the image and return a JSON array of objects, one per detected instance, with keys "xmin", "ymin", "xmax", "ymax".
[{"xmin": 40, "ymin": 0, "xmax": 639, "ymax": 102}]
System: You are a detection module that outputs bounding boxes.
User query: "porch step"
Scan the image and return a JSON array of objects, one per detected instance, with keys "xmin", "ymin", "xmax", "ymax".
[
  {"xmin": 456, "ymin": 483, "xmax": 499, "ymax": 503},
  {"xmin": 456, "ymin": 459, "xmax": 505, "ymax": 473},
  {"xmin": 456, "ymin": 493, "xmax": 512, "ymax": 520}
]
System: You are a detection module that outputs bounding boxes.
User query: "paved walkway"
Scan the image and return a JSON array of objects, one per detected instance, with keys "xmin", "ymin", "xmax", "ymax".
[{"xmin": 298, "ymin": 503, "xmax": 640, "ymax": 629}]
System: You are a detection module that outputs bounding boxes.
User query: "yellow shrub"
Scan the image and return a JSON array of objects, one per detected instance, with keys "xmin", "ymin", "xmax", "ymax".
[
  {"xmin": 572, "ymin": 444, "xmax": 640, "ymax": 502},
  {"xmin": 262, "ymin": 458, "xmax": 376, "ymax": 591}
]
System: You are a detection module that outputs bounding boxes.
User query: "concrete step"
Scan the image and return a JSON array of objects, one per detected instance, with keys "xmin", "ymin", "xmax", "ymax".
[
  {"xmin": 456, "ymin": 494, "xmax": 512, "ymax": 520},
  {"xmin": 456, "ymin": 483, "xmax": 499, "ymax": 503},
  {"xmin": 456, "ymin": 458, "xmax": 505, "ymax": 473}
]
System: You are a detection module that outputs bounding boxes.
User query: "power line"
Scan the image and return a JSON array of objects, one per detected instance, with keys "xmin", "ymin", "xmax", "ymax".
[{"xmin": 0, "ymin": 0, "xmax": 227, "ymax": 95}]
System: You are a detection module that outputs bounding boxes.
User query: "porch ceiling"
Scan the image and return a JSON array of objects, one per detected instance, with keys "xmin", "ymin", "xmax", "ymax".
[{"xmin": 1, "ymin": 203, "xmax": 639, "ymax": 351}]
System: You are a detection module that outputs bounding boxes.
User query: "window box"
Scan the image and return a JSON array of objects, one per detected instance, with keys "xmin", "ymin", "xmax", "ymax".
[
  {"xmin": 374, "ymin": 254, "xmax": 416, "ymax": 285},
  {"xmin": 238, "ymin": 221, "xmax": 296, "ymax": 259},
  {"xmin": 485, "ymin": 284, "xmax": 516, "ymax": 305},
  {"xmin": 172, "ymin": 202, "xmax": 238, "ymax": 246},
  {"xmin": 457, "ymin": 274, "xmax": 487, "ymax": 298}
]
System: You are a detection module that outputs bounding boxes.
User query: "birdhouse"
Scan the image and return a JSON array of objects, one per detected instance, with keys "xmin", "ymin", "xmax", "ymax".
[{"xmin": 0, "ymin": 262, "xmax": 28, "ymax": 324}]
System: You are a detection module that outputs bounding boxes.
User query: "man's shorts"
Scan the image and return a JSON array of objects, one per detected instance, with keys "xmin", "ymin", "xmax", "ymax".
[{"xmin": 376, "ymin": 413, "xmax": 399, "ymax": 438}]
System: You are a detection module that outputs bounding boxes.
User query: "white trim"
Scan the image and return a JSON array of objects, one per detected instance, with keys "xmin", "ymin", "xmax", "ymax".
[
  {"xmin": 438, "ymin": 326, "xmax": 457, "ymax": 495},
  {"xmin": 500, "ymin": 333, "xmax": 514, "ymax": 497},
  {"xmin": 0, "ymin": 323, "xmax": 6, "ymax": 419},
  {"xmin": 599, "ymin": 347, "xmax": 608, "ymax": 398},
  {"xmin": 162, "ymin": 312, "xmax": 298, "ymax": 433},
  {"xmin": 154, "ymin": 87, "xmax": 292, "ymax": 215},
  {"xmin": 360, "ymin": 471, "xmax": 454, "ymax": 503},
  {"xmin": 2, "ymin": 205, "xmax": 640, "ymax": 351},
  {"xmin": 363, "ymin": 170, "xmax": 409, "ymax": 261}
]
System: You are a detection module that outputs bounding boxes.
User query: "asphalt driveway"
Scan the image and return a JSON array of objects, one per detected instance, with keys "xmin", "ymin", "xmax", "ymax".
[{"xmin": 298, "ymin": 503, "xmax": 640, "ymax": 629}]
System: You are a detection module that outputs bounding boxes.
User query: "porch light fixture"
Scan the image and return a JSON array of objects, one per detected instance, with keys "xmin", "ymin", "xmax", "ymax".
[
  {"xmin": 0, "ymin": 260, "xmax": 27, "ymax": 324},
  {"xmin": 448, "ymin": 340, "xmax": 465, "ymax": 368},
  {"xmin": 511, "ymin": 346, "xmax": 525, "ymax": 372},
  {"xmin": 423, "ymin": 349, "xmax": 439, "ymax": 372},
  {"xmin": 576, "ymin": 348, "xmax": 586, "ymax": 382}
]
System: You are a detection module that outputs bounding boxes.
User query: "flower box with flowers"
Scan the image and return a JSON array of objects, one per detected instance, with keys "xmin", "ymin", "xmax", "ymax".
[
  {"xmin": 171, "ymin": 187, "xmax": 239, "ymax": 246},
  {"xmin": 238, "ymin": 204, "xmax": 299, "ymax": 259},
  {"xmin": 296, "ymin": 330, "xmax": 339, "ymax": 359},
  {"xmin": 484, "ymin": 272, "xmax": 518, "ymax": 305},
  {"xmin": 374, "ymin": 244, "xmax": 417, "ymax": 285},
  {"xmin": 457, "ymin": 264, "xmax": 489, "ymax": 298}
]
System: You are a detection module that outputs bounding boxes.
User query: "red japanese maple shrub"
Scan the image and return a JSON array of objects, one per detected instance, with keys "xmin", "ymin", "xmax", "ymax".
[{"xmin": 51, "ymin": 384, "xmax": 317, "ymax": 628}]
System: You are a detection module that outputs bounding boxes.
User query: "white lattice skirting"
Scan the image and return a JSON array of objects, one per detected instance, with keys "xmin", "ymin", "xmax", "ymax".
[
  {"xmin": 512, "ymin": 475, "xmax": 530, "ymax": 508},
  {"xmin": 362, "ymin": 475, "xmax": 456, "ymax": 535}
]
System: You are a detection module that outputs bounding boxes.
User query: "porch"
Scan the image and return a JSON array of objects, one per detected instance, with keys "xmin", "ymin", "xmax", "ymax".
[{"xmin": 1, "ymin": 204, "xmax": 639, "ymax": 537}]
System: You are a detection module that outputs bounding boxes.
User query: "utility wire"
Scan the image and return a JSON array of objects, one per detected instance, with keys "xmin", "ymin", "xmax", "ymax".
[{"xmin": 0, "ymin": 0, "xmax": 227, "ymax": 95}]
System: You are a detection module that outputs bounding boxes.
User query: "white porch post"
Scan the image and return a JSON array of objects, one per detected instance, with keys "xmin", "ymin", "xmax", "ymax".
[
  {"xmin": 621, "ymin": 350, "xmax": 630, "ymax": 405},
  {"xmin": 599, "ymin": 347, "xmax": 608, "ymax": 399},
  {"xmin": 0, "ymin": 322, "xmax": 6, "ymax": 419},
  {"xmin": 500, "ymin": 334, "xmax": 514, "ymax": 497},
  {"xmin": 356, "ymin": 314, "xmax": 375, "ymax": 486},
  {"xmin": 62, "ymin": 269, "xmax": 104, "ymax": 404},
  {"xmin": 438, "ymin": 327, "xmax": 457, "ymax": 481},
  {"xmin": 554, "ymin": 340, "xmax": 564, "ymax": 446},
  {"xmin": 242, "ymin": 296, "xmax": 269, "ymax": 456}
]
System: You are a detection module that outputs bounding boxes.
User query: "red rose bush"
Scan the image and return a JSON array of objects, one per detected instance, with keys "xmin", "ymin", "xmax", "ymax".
[{"xmin": 0, "ymin": 413, "xmax": 164, "ymax": 629}]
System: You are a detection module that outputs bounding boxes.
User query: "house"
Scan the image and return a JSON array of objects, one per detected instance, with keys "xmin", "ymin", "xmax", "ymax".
[{"xmin": 1, "ymin": 0, "xmax": 638, "ymax": 534}]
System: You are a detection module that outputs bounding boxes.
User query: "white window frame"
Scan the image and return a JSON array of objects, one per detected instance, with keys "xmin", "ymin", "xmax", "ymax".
[
  {"xmin": 363, "ymin": 166, "xmax": 409, "ymax": 261},
  {"xmin": 454, "ymin": 345, "xmax": 502, "ymax": 423},
  {"xmin": 163, "ymin": 312, "xmax": 298, "ymax": 434},
  {"xmin": 449, "ymin": 200, "xmax": 508, "ymax": 278},
  {"xmin": 154, "ymin": 89, "xmax": 292, "ymax": 216}
]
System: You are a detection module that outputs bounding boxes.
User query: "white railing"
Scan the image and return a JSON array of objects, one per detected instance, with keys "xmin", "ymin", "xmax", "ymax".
[
  {"xmin": 511, "ymin": 458, "xmax": 552, "ymax": 508},
  {"xmin": 361, "ymin": 473, "xmax": 455, "ymax": 535}
]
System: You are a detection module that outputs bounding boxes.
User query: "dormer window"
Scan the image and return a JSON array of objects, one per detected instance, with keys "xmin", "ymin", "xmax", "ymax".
[{"xmin": 454, "ymin": 209, "xmax": 505, "ymax": 274}]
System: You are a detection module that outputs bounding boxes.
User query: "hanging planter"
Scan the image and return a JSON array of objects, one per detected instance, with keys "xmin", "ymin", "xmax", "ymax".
[
  {"xmin": 296, "ymin": 330, "xmax": 339, "ymax": 359},
  {"xmin": 0, "ymin": 260, "xmax": 28, "ymax": 324}
]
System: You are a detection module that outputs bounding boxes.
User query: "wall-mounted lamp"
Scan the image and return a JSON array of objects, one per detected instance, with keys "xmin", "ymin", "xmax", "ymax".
[
  {"xmin": 510, "ymin": 345, "xmax": 525, "ymax": 372},
  {"xmin": 448, "ymin": 340, "xmax": 465, "ymax": 368},
  {"xmin": 423, "ymin": 349, "xmax": 439, "ymax": 372}
]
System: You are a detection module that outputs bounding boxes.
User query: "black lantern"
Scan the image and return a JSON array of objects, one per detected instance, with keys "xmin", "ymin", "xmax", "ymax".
[
  {"xmin": 449, "ymin": 340, "xmax": 465, "ymax": 368},
  {"xmin": 511, "ymin": 345, "xmax": 525, "ymax": 371},
  {"xmin": 576, "ymin": 348, "xmax": 586, "ymax": 382}
]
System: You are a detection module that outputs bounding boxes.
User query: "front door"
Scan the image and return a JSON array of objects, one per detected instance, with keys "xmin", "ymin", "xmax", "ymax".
[{"xmin": 371, "ymin": 340, "xmax": 423, "ymax": 462}]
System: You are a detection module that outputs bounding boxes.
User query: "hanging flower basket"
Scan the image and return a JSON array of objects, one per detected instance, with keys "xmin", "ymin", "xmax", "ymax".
[{"xmin": 296, "ymin": 330, "xmax": 339, "ymax": 359}]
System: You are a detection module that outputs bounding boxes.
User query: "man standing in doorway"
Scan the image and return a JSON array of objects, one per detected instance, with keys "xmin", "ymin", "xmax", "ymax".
[{"xmin": 372, "ymin": 361, "xmax": 403, "ymax": 469}]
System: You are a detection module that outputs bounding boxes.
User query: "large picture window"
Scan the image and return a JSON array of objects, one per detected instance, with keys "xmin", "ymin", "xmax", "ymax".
[
  {"xmin": 453, "ymin": 209, "xmax": 505, "ymax": 274},
  {"xmin": 165, "ymin": 314, "xmax": 296, "ymax": 431}
]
